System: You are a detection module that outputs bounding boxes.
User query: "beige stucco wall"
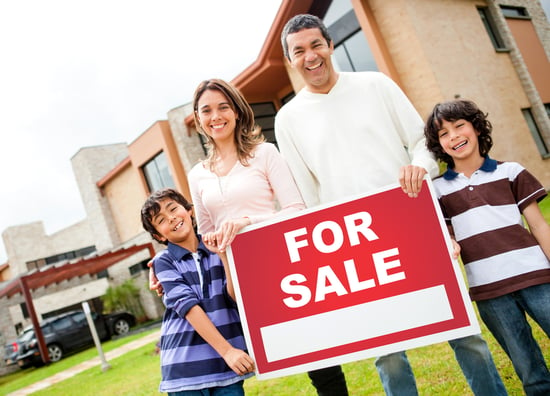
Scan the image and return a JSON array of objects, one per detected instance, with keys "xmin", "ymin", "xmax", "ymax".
[
  {"xmin": 102, "ymin": 164, "xmax": 145, "ymax": 244},
  {"xmin": 369, "ymin": 0, "xmax": 550, "ymax": 187}
]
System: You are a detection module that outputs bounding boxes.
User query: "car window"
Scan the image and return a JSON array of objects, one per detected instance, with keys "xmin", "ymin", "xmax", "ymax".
[
  {"xmin": 52, "ymin": 317, "xmax": 73, "ymax": 332},
  {"xmin": 71, "ymin": 312, "xmax": 87, "ymax": 325},
  {"xmin": 19, "ymin": 329, "xmax": 35, "ymax": 342}
]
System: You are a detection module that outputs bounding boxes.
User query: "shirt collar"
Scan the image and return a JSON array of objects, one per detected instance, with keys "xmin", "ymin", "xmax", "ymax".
[
  {"xmin": 167, "ymin": 236, "xmax": 210, "ymax": 260},
  {"xmin": 442, "ymin": 156, "xmax": 496, "ymax": 180}
]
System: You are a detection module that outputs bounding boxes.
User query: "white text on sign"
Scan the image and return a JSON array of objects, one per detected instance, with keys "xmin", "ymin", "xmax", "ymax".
[{"xmin": 281, "ymin": 211, "xmax": 406, "ymax": 308}]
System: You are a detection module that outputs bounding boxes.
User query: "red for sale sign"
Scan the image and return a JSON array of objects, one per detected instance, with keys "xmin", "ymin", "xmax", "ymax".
[{"xmin": 227, "ymin": 180, "xmax": 479, "ymax": 379}]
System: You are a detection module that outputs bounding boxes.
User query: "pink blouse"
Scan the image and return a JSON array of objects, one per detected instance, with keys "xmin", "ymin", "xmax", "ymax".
[{"xmin": 188, "ymin": 142, "xmax": 305, "ymax": 234}]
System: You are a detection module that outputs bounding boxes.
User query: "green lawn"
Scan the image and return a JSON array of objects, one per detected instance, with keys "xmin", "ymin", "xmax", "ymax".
[
  {"xmin": 1, "ymin": 198, "xmax": 549, "ymax": 395},
  {"xmin": 0, "ymin": 319, "xmax": 547, "ymax": 395}
]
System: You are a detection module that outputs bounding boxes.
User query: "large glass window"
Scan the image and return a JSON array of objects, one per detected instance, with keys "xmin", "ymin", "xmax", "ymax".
[
  {"xmin": 542, "ymin": 0, "xmax": 550, "ymax": 22},
  {"xmin": 325, "ymin": 1, "xmax": 377, "ymax": 72},
  {"xmin": 478, "ymin": 7, "xmax": 507, "ymax": 50},
  {"xmin": 142, "ymin": 151, "xmax": 175, "ymax": 193},
  {"xmin": 251, "ymin": 102, "xmax": 277, "ymax": 144},
  {"xmin": 522, "ymin": 108, "xmax": 550, "ymax": 158}
]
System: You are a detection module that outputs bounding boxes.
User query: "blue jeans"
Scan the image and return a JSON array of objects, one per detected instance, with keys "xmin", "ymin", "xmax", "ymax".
[
  {"xmin": 477, "ymin": 284, "xmax": 550, "ymax": 396},
  {"xmin": 375, "ymin": 334, "xmax": 507, "ymax": 396},
  {"xmin": 168, "ymin": 380, "xmax": 244, "ymax": 396}
]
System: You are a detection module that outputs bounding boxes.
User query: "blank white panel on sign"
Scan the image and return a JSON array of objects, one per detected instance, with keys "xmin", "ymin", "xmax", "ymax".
[{"xmin": 260, "ymin": 285, "xmax": 452, "ymax": 362}]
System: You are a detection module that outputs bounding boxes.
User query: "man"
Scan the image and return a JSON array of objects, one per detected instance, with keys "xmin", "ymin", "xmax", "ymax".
[{"xmin": 275, "ymin": 13, "xmax": 507, "ymax": 396}]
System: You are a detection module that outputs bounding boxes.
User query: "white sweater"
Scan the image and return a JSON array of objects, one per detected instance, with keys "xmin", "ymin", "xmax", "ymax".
[{"xmin": 275, "ymin": 71, "xmax": 438, "ymax": 207}]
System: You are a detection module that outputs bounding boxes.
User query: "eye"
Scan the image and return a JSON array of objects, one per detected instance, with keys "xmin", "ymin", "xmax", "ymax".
[{"xmin": 438, "ymin": 131, "xmax": 448, "ymax": 138}]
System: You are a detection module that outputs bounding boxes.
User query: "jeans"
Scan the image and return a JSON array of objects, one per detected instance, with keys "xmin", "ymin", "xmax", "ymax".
[
  {"xmin": 168, "ymin": 380, "xmax": 244, "ymax": 396},
  {"xmin": 477, "ymin": 284, "xmax": 550, "ymax": 396},
  {"xmin": 308, "ymin": 365, "xmax": 349, "ymax": 396},
  {"xmin": 375, "ymin": 335, "xmax": 507, "ymax": 396}
]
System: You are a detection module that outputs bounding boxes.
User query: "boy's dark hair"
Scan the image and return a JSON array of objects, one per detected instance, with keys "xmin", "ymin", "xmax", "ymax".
[
  {"xmin": 281, "ymin": 14, "xmax": 332, "ymax": 60},
  {"xmin": 424, "ymin": 99, "xmax": 493, "ymax": 168},
  {"xmin": 141, "ymin": 188, "xmax": 194, "ymax": 245}
]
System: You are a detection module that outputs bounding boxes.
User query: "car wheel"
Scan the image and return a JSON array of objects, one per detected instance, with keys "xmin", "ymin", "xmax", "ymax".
[
  {"xmin": 113, "ymin": 318, "xmax": 130, "ymax": 335},
  {"xmin": 48, "ymin": 344, "xmax": 63, "ymax": 362}
]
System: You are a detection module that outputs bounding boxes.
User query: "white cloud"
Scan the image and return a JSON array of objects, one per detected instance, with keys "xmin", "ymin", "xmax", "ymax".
[{"xmin": 0, "ymin": 0, "xmax": 283, "ymax": 263}]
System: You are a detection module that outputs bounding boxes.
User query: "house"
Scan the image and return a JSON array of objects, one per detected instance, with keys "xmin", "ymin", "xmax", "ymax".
[{"xmin": 1, "ymin": 0, "xmax": 548, "ymax": 374}]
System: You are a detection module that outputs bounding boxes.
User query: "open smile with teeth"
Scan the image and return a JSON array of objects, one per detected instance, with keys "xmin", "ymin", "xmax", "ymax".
[
  {"xmin": 173, "ymin": 221, "xmax": 184, "ymax": 231},
  {"xmin": 211, "ymin": 123, "xmax": 226, "ymax": 130},
  {"xmin": 306, "ymin": 61, "xmax": 323, "ymax": 71},
  {"xmin": 453, "ymin": 141, "xmax": 468, "ymax": 150}
]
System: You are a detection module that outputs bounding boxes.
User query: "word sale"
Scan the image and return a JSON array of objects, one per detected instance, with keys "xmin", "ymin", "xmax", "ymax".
[{"xmin": 281, "ymin": 211, "xmax": 406, "ymax": 308}]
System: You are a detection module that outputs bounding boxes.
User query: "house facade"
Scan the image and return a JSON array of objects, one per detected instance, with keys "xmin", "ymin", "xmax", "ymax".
[{"xmin": 1, "ymin": 0, "xmax": 549, "ymax": 374}]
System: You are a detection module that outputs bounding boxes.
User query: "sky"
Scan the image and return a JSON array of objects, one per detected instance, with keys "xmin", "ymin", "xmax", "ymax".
[{"xmin": 0, "ymin": 0, "xmax": 283, "ymax": 264}]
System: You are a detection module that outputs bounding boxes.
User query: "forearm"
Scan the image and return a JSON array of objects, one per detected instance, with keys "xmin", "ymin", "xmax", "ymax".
[
  {"xmin": 523, "ymin": 202, "xmax": 550, "ymax": 259},
  {"xmin": 218, "ymin": 251, "xmax": 236, "ymax": 301},
  {"xmin": 185, "ymin": 305, "xmax": 233, "ymax": 357}
]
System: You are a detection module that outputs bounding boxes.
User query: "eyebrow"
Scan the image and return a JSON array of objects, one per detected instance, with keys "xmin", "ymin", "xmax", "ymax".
[{"xmin": 199, "ymin": 101, "xmax": 230, "ymax": 111}]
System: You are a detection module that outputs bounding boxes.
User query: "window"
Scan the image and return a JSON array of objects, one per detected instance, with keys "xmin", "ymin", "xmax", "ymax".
[
  {"xmin": 500, "ymin": 6, "xmax": 529, "ymax": 19},
  {"xmin": 142, "ymin": 151, "xmax": 175, "ymax": 193},
  {"xmin": 129, "ymin": 259, "xmax": 150, "ymax": 276},
  {"xmin": 478, "ymin": 7, "xmax": 507, "ymax": 50},
  {"xmin": 328, "ymin": 9, "xmax": 377, "ymax": 72},
  {"xmin": 543, "ymin": 0, "xmax": 550, "ymax": 22},
  {"xmin": 251, "ymin": 102, "xmax": 277, "ymax": 144},
  {"xmin": 26, "ymin": 245, "xmax": 96, "ymax": 271},
  {"xmin": 522, "ymin": 108, "xmax": 550, "ymax": 157}
]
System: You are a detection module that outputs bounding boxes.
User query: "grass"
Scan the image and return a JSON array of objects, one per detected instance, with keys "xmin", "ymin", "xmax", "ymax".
[
  {"xmin": 0, "ymin": 320, "xmax": 547, "ymax": 395},
  {"xmin": 1, "ymin": 199, "xmax": 549, "ymax": 395}
]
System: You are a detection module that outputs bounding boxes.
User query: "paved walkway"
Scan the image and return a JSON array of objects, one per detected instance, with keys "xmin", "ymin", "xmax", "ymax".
[{"xmin": 7, "ymin": 329, "xmax": 161, "ymax": 396}]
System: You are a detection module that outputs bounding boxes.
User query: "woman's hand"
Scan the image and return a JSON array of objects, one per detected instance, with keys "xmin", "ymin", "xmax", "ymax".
[{"xmin": 214, "ymin": 217, "xmax": 251, "ymax": 252}]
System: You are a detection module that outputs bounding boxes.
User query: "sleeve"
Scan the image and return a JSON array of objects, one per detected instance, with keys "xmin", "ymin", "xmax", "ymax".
[
  {"xmin": 154, "ymin": 252, "xmax": 199, "ymax": 318},
  {"xmin": 188, "ymin": 164, "xmax": 215, "ymax": 234},
  {"xmin": 248, "ymin": 143, "xmax": 306, "ymax": 224},
  {"xmin": 511, "ymin": 165, "xmax": 547, "ymax": 212},
  {"xmin": 378, "ymin": 73, "xmax": 439, "ymax": 179},
  {"xmin": 275, "ymin": 111, "xmax": 321, "ymax": 207}
]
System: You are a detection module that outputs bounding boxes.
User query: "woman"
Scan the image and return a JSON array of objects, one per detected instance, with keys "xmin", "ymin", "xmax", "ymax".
[{"xmin": 187, "ymin": 78, "xmax": 305, "ymax": 250}]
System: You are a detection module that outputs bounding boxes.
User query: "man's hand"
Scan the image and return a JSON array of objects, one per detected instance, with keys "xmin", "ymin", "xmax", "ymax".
[
  {"xmin": 451, "ymin": 239, "xmax": 461, "ymax": 260},
  {"xmin": 147, "ymin": 260, "xmax": 164, "ymax": 297},
  {"xmin": 399, "ymin": 165, "xmax": 427, "ymax": 198}
]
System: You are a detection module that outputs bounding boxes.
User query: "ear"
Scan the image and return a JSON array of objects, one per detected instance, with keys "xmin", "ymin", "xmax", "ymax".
[{"xmin": 153, "ymin": 234, "xmax": 167, "ymax": 243}]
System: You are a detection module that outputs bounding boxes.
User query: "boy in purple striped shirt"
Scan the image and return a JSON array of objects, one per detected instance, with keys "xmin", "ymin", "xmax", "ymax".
[
  {"xmin": 424, "ymin": 99, "xmax": 550, "ymax": 396},
  {"xmin": 141, "ymin": 188, "xmax": 254, "ymax": 395}
]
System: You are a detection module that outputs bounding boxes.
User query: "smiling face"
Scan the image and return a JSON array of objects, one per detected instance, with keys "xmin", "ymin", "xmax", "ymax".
[
  {"xmin": 152, "ymin": 198, "xmax": 195, "ymax": 245},
  {"xmin": 286, "ymin": 27, "xmax": 337, "ymax": 94},
  {"xmin": 196, "ymin": 89, "xmax": 237, "ymax": 145},
  {"xmin": 437, "ymin": 119, "xmax": 481, "ymax": 163}
]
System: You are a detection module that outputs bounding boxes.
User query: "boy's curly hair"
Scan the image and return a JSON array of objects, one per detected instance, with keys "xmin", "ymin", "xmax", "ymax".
[
  {"xmin": 141, "ymin": 188, "xmax": 194, "ymax": 245},
  {"xmin": 424, "ymin": 99, "xmax": 493, "ymax": 168}
]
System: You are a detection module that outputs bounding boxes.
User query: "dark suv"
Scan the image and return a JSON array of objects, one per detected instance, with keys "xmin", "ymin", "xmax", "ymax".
[{"xmin": 15, "ymin": 310, "xmax": 135, "ymax": 368}]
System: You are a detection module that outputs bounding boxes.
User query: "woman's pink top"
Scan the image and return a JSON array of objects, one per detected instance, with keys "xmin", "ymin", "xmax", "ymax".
[{"xmin": 188, "ymin": 142, "xmax": 305, "ymax": 234}]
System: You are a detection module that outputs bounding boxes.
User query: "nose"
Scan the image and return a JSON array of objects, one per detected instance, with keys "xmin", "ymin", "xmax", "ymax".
[{"xmin": 304, "ymin": 48, "xmax": 317, "ymax": 62}]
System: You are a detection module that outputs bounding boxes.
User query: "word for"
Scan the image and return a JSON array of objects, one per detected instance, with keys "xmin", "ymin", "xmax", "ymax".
[{"xmin": 280, "ymin": 211, "xmax": 405, "ymax": 308}]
